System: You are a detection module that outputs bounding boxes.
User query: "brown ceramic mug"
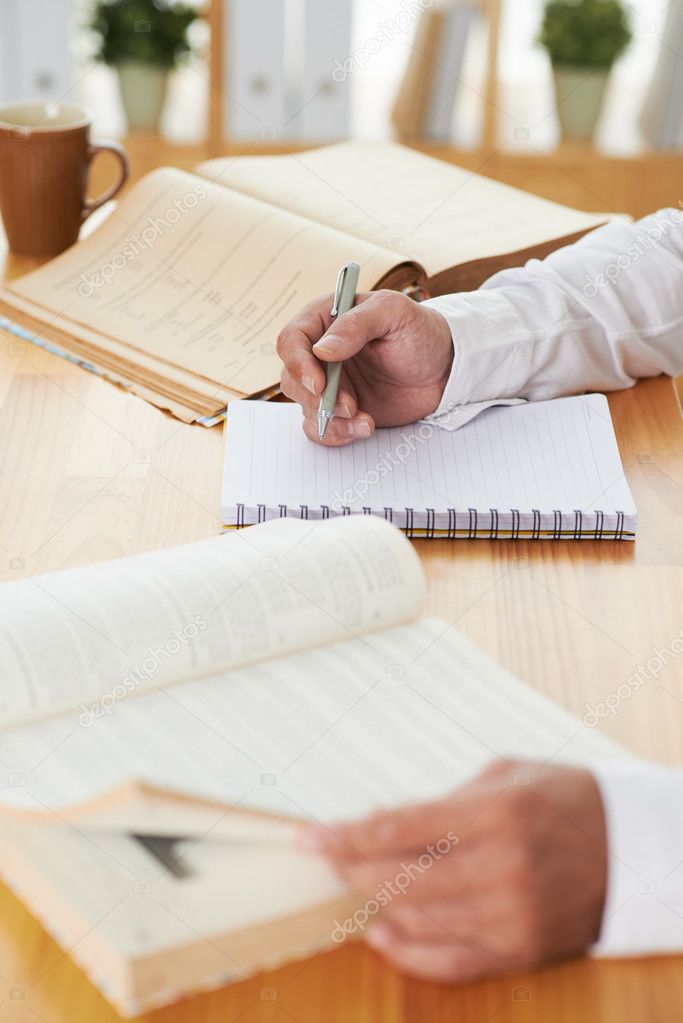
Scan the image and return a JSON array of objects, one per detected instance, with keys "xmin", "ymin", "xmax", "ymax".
[{"xmin": 0, "ymin": 101, "xmax": 129, "ymax": 257}]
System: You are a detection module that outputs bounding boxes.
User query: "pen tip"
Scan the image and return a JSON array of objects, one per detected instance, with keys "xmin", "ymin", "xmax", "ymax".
[{"xmin": 318, "ymin": 418, "xmax": 327, "ymax": 440}]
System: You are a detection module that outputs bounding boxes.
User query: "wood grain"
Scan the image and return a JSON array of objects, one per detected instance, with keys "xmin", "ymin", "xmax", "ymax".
[{"xmin": 0, "ymin": 136, "xmax": 681, "ymax": 1023}]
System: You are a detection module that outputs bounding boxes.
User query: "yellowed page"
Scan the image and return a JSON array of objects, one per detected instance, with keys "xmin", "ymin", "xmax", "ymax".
[
  {"xmin": 0, "ymin": 516, "xmax": 424, "ymax": 728},
  {"xmin": 0, "ymin": 289, "xmax": 240, "ymax": 404},
  {"xmin": 3, "ymin": 168, "xmax": 403, "ymax": 397},
  {"xmin": 0, "ymin": 780, "xmax": 303, "ymax": 838},
  {"xmin": 197, "ymin": 141, "xmax": 606, "ymax": 277}
]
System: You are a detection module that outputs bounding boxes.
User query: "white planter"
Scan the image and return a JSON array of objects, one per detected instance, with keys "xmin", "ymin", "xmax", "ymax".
[
  {"xmin": 552, "ymin": 65, "xmax": 611, "ymax": 143},
  {"xmin": 115, "ymin": 61, "xmax": 170, "ymax": 132}
]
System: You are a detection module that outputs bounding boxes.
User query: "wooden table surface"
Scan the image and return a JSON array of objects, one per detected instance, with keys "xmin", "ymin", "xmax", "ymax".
[{"xmin": 0, "ymin": 159, "xmax": 682, "ymax": 1023}]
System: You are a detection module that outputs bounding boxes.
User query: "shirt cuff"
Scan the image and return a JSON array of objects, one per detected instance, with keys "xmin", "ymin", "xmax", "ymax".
[
  {"xmin": 421, "ymin": 292, "xmax": 532, "ymax": 430},
  {"xmin": 591, "ymin": 762, "xmax": 683, "ymax": 957}
]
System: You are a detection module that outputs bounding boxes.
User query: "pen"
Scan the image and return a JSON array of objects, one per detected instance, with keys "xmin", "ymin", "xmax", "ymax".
[{"xmin": 318, "ymin": 261, "xmax": 361, "ymax": 439}]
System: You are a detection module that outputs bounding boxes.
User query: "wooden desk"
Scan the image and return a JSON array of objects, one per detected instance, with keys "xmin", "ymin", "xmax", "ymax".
[{"xmin": 0, "ymin": 178, "xmax": 682, "ymax": 1023}]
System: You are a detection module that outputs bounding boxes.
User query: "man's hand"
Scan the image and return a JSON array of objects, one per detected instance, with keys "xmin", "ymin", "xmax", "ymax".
[
  {"xmin": 276, "ymin": 290, "xmax": 453, "ymax": 446},
  {"xmin": 300, "ymin": 761, "xmax": 608, "ymax": 982}
]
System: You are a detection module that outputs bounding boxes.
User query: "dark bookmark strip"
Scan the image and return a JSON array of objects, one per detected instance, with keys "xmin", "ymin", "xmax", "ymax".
[{"xmin": 133, "ymin": 835, "xmax": 192, "ymax": 880}]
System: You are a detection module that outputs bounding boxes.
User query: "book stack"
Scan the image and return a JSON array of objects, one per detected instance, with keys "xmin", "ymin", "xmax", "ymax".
[{"xmin": 392, "ymin": 0, "xmax": 480, "ymax": 142}]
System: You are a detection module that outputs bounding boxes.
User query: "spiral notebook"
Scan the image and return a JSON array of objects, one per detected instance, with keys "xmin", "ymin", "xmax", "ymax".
[{"xmin": 221, "ymin": 395, "xmax": 637, "ymax": 540}]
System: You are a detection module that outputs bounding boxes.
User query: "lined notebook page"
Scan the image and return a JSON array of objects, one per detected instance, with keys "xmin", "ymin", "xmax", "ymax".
[{"xmin": 222, "ymin": 396, "xmax": 637, "ymax": 539}]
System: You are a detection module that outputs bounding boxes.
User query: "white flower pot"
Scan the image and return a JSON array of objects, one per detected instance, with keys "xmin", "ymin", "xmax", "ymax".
[
  {"xmin": 115, "ymin": 62, "xmax": 170, "ymax": 132},
  {"xmin": 552, "ymin": 65, "xmax": 611, "ymax": 143}
]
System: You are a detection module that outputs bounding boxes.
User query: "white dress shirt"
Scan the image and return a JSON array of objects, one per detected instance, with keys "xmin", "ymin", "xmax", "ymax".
[
  {"xmin": 423, "ymin": 207, "xmax": 683, "ymax": 430},
  {"xmin": 424, "ymin": 208, "xmax": 683, "ymax": 957}
]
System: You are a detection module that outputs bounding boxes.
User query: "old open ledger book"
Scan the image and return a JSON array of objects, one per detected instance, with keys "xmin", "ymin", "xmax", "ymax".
[
  {"xmin": 0, "ymin": 517, "xmax": 629, "ymax": 1014},
  {"xmin": 0, "ymin": 142, "xmax": 605, "ymax": 423}
]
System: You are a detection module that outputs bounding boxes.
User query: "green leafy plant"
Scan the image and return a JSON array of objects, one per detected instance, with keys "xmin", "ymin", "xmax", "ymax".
[
  {"xmin": 539, "ymin": 0, "xmax": 632, "ymax": 68},
  {"xmin": 90, "ymin": 0, "xmax": 198, "ymax": 69}
]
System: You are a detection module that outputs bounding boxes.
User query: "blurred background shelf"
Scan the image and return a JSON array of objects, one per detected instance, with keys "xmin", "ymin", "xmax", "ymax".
[{"xmin": 1, "ymin": 0, "xmax": 682, "ymax": 221}]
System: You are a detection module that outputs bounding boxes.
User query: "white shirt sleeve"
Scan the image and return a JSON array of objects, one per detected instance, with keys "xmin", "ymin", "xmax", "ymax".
[
  {"xmin": 422, "ymin": 208, "xmax": 683, "ymax": 430},
  {"xmin": 591, "ymin": 762, "xmax": 683, "ymax": 957}
]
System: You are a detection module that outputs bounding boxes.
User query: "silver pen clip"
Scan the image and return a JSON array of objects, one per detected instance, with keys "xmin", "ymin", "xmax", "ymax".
[{"xmin": 331, "ymin": 264, "xmax": 349, "ymax": 318}]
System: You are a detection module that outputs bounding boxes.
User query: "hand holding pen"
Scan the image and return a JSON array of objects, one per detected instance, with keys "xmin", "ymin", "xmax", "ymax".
[
  {"xmin": 318, "ymin": 262, "xmax": 361, "ymax": 438},
  {"xmin": 276, "ymin": 271, "xmax": 454, "ymax": 447}
]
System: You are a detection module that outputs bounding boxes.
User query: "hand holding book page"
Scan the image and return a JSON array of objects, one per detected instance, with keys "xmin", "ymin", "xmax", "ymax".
[{"xmin": 0, "ymin": 515, "xmax": 632, "ymax": 1015}]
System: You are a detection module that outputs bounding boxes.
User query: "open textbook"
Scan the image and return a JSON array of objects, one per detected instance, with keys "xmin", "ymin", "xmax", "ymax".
[
  {"xmin": 0, "ymin": 517, "xmax": 630, "ymax": 1014},
  {"xmin": 0, "ymin": 142, "xmax": 606, "ymax": 423}
]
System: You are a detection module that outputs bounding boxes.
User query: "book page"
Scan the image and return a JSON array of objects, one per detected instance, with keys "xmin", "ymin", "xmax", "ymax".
[
  {"xmin": 0, "ymin": 621, "xmax": 627, "ymax": 817},
  {"xmin": 197, "ymin": 142, "xmax": 606, "ymax": 277},
  {"xmin": 3, "ymin": 168, "xmax": 405, "ymax": 397},
  {"xmin": 0, "ymin": 516, "xmax": 424, "ymax": 727}
]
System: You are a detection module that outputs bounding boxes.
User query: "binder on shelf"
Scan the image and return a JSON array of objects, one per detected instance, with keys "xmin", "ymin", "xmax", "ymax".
[
  {"xmin": 0, "ymin": 0, "xmax": 72, "ymax": 103},
  {"xmin": 293, "ymin": 0, "xmax": 352, "ymax": 141},
  {"xmin": 224, "ymin": 0, "xmax": 288, "ymax": 140},
  {"xmin": 640, "ymin": 1, "xmax": 683, "ymax": 151},
  {"xmin": 223, "ymin": 0, "xmax": 352, "ymax": 141},
  {"xmin": 392, "ymin": 0, "xmax": 481, "ymax": 142},
  {"xmin": 424, "ymin": 2, "xmax": 479, "ymax": 141}
]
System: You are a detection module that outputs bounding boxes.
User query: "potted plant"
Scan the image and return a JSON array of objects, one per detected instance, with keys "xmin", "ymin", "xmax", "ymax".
[
  {"xmin": 90, "ymin": 0, "xmax": 198, "ymax": 132},
  {"xmin": 539, "ymin": 0, "xmax": 632, "ymax": 143}
]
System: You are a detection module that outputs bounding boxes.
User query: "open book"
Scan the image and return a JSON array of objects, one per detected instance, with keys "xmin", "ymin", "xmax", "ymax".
[
  {"xmin": 0, "ymin": 142, "xmax": 605, "ymax": 423},
  {"xmin": 0, "ymin": 516, "xmax": 629, "ymax": 1014}
]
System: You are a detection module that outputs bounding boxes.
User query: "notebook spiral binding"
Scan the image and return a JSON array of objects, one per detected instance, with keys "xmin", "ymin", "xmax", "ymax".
[
  {"xmin": 233, "ymin": 504, "xmax": 630, "ymax": 539},
  {"xmin": 553, "ymin": 510, "xmax": 562, "ymax": 540}
]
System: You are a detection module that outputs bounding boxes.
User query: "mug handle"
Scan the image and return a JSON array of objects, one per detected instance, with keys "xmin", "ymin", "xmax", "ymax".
[{"xmin": 82, "ymin": 140, "xmax": 130, "ymax": 222}]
